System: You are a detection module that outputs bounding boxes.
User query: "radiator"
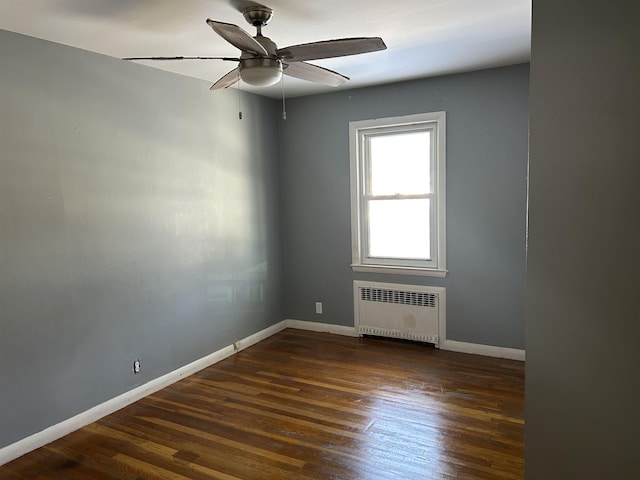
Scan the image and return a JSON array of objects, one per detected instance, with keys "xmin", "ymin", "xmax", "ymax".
[{"xmin": 354, "ymin": 281, "xmax": 445, "ymax": 346}]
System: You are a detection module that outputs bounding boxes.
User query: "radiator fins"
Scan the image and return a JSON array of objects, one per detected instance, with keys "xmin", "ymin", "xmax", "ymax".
[
  {"xmin": 358, "ymin": 326, "xmax": 438, "ymax": 344},
  {"xmin": 360, "ymin": 287, "xmax": 437, "ymax": 308}
]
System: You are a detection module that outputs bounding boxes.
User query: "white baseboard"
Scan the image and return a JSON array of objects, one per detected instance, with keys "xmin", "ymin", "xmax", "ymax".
[
  {"xmin": 285, "ymin": 319, "xmax": 358, "ymax": 337},
  {"xmin": 233, "ymin": 320, "xmax": 288, "ymax": 352},
  {"xmin": 0, "ymin": 320, "xmax": 288, "ymax": 467},
  {"xmin": 1, "ymin": 318, "xmax": 523, "ymax": 466},
  {"xmin": 439, "ymin": 339, "xmax": 525, "ymax": 361},
  {"xmin": 286, "ymin": 319, "xmax": 525, "ymax": 361}
]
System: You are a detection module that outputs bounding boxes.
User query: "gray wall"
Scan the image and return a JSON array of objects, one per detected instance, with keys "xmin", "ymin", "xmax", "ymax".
[
  {"xmin": 280, "ymin": 64, "xmax": 529, "ymax": 349},
  {"xmin": 526, "ymin": 1, "xmax": 640, "ymax": 478},
  {"xmin": 0, "ymin": 30, "xmax": 282, "ymax": 449},
  {"xmin": 0, "ymin": 27, "xmax": 531, "ymax": 453}
]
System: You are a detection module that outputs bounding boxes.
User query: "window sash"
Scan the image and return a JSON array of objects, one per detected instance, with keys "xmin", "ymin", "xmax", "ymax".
[
  {"xmin": 364, "ymin": 196, "xmax": 433, "ymax": 262},
  {"xmin": 349, "ymin": 111, "xmax": 446, "ymax": 274},
  {"xmin": 360, "ymin": 124, "xmax": 438, "ymax": 268},
  {"xmin": 366, "ymin": 130, "xmax": 432, "ymax": 196}
]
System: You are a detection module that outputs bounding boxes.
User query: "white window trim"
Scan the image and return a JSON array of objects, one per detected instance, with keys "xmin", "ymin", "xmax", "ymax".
[{"xmin": 349, "ymin": 112, "xmax": 447, "ymax": 277}]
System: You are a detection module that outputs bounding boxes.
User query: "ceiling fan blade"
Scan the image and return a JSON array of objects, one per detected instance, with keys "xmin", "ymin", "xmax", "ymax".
[
  {"xmin": 123, "ymin": 56, "xmax": 240, "ymax": 61},
  {"xmin": 230, "ymin": 0, "xmax": 268, "ymax": 13},
  {"xmin": 206, "ymin": 19, "xmax": 267, "ymax": 56},
  {"xmin": 210, "ymin": 67, "xmax": 240, "ymax": 90},
  {"xmin": 277, "ymin": 37, "xmax": 386, "ymax": 63},
  {"xmin": 283, "ymin": 62, "xmax": 348, "ymax": 87}
]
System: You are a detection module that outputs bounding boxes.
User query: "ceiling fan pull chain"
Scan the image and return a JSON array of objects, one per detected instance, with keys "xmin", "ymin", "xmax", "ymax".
[
  {"xmin": 281, "ymin": 74, "xmax": 287, "ymax": 120},
  {"xmin": 238, "ymin": 79, "xmax": 243, "ymax": 120}
]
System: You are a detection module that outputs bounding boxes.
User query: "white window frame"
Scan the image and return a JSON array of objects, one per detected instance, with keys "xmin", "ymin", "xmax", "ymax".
[{"xmin": 349, "ymin": 112, "xmax": 447, "ymax": 277}]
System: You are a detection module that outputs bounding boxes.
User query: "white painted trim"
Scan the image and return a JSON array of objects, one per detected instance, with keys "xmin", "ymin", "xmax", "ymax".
[
  {"xmin": 232, "ymin": 321, "xmax": 288, "ymax": 352},
  {"xmin": 287, "ymin": 317, "xmax": 524, "ymax": 362},
  {"xmin": 349, "ymin": 111, "xmax": 447, "ymax": 272},
  {"xmin": 0, "ymin": 320, "xmax": 288, "ymax": 467},
  {"xmin": 439, "ymin": 340, "xmax": 525, "ymax": 361},
  {"xmin": 0, "ymin": 318, "xmax": 524, "ymax": 466},
  {"xmin": 285, "ymin": 319, "xmax": 358, "ymax": 337},
  {"xmin": 351, "ymin": 264, "xmax": 448, "ymax": 277},
  {"xmin": 436, "ymin": 298, "xmax": 524, "ymax": 360}
]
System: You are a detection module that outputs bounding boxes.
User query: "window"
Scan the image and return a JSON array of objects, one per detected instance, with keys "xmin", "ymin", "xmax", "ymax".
[{"xmin": 349, "ymin": 112, "xmax": 446, "ymax": 276}]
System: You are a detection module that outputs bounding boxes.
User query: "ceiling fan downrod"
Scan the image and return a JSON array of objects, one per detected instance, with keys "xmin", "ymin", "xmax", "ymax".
[{"xmin": 242, "ymin": 5, "xmax": 273, "ymax": 28}]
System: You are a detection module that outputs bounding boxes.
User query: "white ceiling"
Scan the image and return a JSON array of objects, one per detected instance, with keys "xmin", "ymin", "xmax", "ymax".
[{"xmin": 0, "ymin": 0, "xmax": 531, "ymax": 98}]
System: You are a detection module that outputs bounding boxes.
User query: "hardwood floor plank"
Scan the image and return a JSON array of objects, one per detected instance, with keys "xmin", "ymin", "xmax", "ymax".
[{"xmin": 1, "ymin": 329, "xmax": 524, "ymax": 479}]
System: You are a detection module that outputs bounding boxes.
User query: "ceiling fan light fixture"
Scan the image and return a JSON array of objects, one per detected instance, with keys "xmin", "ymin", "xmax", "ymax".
[{"xmin": 239, "ymin": 58, "xmax": 282, "ymax": 87}]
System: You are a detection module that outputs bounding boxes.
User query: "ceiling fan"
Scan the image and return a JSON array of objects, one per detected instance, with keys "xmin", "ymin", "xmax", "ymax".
[{"xmin": 123, "ymin": 1, "xmax": 386, "ymax": 90}]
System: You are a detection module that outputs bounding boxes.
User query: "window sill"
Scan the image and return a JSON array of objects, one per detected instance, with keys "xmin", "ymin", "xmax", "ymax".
[{"xmin": 351, "ymin": 264, "xmax": 448, "ymax": 278}]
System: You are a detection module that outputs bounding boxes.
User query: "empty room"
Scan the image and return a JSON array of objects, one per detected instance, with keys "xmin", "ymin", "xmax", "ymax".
[{"xmin": 1, "ymin": 1, "xmax": 638, "ymax": 479}]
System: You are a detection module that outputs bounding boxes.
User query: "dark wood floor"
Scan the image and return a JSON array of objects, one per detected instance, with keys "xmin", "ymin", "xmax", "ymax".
[{"xmin": 1, "ymin": 329, "xmax": 524, "ymax": 480}]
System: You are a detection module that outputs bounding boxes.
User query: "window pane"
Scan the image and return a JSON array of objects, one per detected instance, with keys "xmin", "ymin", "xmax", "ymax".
[
  {"xmin": 369, "ymin": 131, "xmax": 431, "ymax": 195},
  {"xmin": 368, "ymin": 199, "xmax": 431, "ymax": 260}
]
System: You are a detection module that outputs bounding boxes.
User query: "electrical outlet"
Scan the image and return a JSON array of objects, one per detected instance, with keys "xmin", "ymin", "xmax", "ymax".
[
  {"xmin": 315, "ymin": 302, "xmax": 323, "ymax": 314},
  {"xmin": 133, "ymin": 359, "xmax": 141, "ymax": 374}
]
